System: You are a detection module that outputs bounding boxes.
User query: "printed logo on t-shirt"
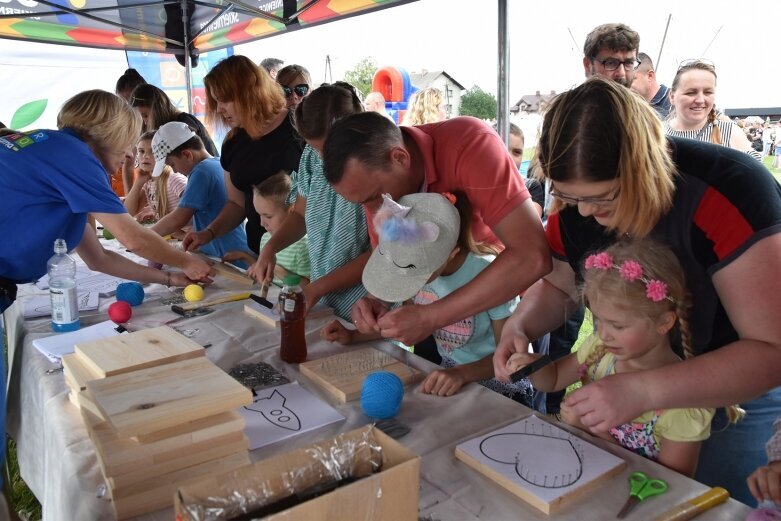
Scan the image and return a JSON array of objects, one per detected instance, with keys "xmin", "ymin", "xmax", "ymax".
[
  {"xmin": 414, "ymin": 287, "xmax": 475, "ymax": 354},
  {"xmin": 0, "ymin": 130, "xmax": 49, "ymax": 152}
]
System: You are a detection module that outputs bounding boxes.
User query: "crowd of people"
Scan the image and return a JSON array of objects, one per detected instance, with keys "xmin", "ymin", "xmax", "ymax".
[{"xmin": 0, "ymin": 22, "xmax": 780, "ymax": 517}]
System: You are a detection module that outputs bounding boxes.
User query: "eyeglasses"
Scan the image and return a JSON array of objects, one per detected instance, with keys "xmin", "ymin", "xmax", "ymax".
[
  {"xmin": 591, "ymin": 57, "xmax": 641, "ymax": 71},
  {"xmin": 676, "ymin": 58, "xmax": 716, "ymax": 74},
  {"xmin": 550, "ymin": 186, "xmax": 620, "ymax": 206},
  {"xmin": 282, "ymin": 84, "xmax": 309, "ymax": 98}
]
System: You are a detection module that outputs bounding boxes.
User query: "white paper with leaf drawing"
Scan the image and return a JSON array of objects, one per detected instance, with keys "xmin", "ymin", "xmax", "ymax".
[
  {"xmin": 240, "ymin": 382, "xmax": 344, "ymax": 450},
  {"xmin": 455, "ymin": 415, "xmax": 625, "ymax": 514}
]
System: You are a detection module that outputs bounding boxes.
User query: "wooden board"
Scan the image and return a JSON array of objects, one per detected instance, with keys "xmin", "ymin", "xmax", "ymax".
[
  {"xmin": 107, "ymin": 432, "xmax": 248, "ymax": 495},
  {"xmin": 62, "ymin": 352, "xmax": 100, "ymax": 392},
  {"xmin": 87, "ymin": 357, "xmax": 252, "ymax": 437},
  {"xmin": 83, "ymin": 407, "xmax": 245, "ymax": 477},
  {"xmin": 75, "ymin": 326, "xmax": 204, "ymax": 378},
  {"xmin": 195, "ymin": 253, "xmax": 255, "ymax": 286},
  {"xmin": 454, "ymin": 415, "xmax": 626, "ymax": 515},
  {"xmin": 244, "ymin": 301, "xmax": 333, "ymax": 328},
  {"xmin": 111, "ymin": 451, "xmax": 249, "ymax": 520},
  {"xmin": 299, "ymin": 347, "xmax": 422, "ymax": 403}
]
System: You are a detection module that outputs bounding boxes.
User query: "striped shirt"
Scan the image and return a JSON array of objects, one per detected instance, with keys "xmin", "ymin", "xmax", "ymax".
[
  {"xmin": 259, "ymin": 232, "xmax": 310, "ymax": 284},
  {"xmin": 664, "ymin": 120, "xmax": 762, "ymax": 162},
  {"xmin": 293, "ymin": 145, "xmax": 369, "ymax": 320},
  {"xmin": 143, "ymin": 172, "xmax": 188, "ymax": 219}
]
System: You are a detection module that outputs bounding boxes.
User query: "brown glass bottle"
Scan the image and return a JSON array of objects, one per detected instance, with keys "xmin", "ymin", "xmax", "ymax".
[{"xmin": 279, "ymin": 274, "xmax": 307, "ymax": 363}]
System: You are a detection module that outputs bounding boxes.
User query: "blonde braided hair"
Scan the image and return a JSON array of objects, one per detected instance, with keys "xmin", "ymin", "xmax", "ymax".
[{"xmin": 581, "ymin": 239, "xmax": 744, "ymax": 423}]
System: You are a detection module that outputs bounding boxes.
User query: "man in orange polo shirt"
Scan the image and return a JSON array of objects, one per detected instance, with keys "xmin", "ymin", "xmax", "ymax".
[{"xmin": 322, "ymin": 112, "xmax": 551, "ymax": 346}]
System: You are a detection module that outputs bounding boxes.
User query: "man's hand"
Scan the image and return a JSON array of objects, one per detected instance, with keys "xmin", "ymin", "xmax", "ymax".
[
  {"xmin": 351, "ymin": 297, "xmax": 390, "ymax": 334},
  {"xmin": 375, "ymin": 304, "xmax": 435, "ymax": 345}
]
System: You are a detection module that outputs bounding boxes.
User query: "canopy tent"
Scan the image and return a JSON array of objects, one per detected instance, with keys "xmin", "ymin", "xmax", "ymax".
[
  {"xmin": 0, "ymin": 0, "xmax": 417, "ymax": 55},
  {"xmin": 0, "ymin": 0, "xmax": 513, "ymax": 140}
]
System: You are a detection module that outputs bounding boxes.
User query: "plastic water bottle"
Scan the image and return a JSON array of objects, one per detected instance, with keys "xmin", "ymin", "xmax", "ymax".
[
  {"xmin": 48, "ymin": 239, "xmax": 80, "ymax": 332},
  {"xmin": 278, "ymin": 274, "xmax": 306, "ymax": 363}
]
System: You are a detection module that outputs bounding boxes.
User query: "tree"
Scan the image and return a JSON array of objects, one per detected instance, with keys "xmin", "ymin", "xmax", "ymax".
[
  {"xmin": 459, "ymin": 85, "xmax": 497, "ymax": 120},
  {"xmin": 343, "ymin": 57, "xmax": 378, "ymax": 97}
]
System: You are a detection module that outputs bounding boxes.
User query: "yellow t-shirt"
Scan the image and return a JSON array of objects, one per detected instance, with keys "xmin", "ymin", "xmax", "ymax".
[{"xmin": 576, "ymin": 334, "xmax": 714, "ymax": 444}]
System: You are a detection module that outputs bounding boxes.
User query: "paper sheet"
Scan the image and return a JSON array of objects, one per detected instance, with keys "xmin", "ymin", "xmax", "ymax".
[
  {"xmin": 32, "ymin": 320, "xmax": 121, "ymax": 363},
  {"xmin": 21, "ymin": 292, "xmax": 99, "ymax": 319},
  {"xmin": 240, "ymin": 382, "xmax": 344, "ymax": 450},
  {"xmin": 36, "ymin": 268, "xmax": 129, "ymax": 297}
]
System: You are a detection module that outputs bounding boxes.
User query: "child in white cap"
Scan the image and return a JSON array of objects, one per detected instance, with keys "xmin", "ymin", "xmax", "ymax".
[
  {"xmin": 146, "ymin": 122, "xmax": 251, "ymax": 265},
  {"xmin": 322, "ymin": 192, "xmax": 531, "ymax": 404}
]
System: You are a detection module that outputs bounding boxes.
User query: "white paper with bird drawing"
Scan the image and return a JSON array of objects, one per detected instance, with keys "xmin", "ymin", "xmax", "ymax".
[
  {"xmin": 240, "ymin": 382, "xmax": 345, "ymax": 450},
  {"xmin": 455, "ymin": 415, "xmax": 625, "ymax": 514}
]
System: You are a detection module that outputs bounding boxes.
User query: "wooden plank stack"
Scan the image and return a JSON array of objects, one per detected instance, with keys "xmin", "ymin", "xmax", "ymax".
[{"xmin": 62, "ymin": 326, "xmax": 253, "ymax": 519}]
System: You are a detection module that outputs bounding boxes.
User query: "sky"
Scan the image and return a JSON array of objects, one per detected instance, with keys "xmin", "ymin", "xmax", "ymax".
[{"xmin": 1, "ymin": 0, "xmax": 779, "ymax": 129}]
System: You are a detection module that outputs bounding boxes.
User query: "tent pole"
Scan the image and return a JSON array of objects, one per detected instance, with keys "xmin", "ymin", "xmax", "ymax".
[
  {"xmin": 497, "ymin": 0, "xmax": 509, "ymax": 145},
  {"xmin": 182, "ymin": 0, "xmax": 193, "ymax": 113}
]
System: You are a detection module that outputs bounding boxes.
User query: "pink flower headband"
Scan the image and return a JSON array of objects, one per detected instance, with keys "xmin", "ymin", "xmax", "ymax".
[{"xmin": 584, "ymin": 252, "xmax": 674, "ymax": 303}]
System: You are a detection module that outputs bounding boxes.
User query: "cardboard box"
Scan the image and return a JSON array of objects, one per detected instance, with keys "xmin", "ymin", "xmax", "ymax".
[{"xmin": 175, "ymin": 425, "xmax": 420, "ymax": 521}]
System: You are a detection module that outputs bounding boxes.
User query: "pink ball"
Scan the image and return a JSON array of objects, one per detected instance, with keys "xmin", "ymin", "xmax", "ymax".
[{"xmin": 108, "ymin": 301, "xmax": 132, "ymax": 324}]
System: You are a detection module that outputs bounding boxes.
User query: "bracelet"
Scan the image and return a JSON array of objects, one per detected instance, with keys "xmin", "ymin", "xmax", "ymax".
[
  {"xmin": 164, "ymin": 271, "xmax": 172, "ymax": 287},
  {"xmin": 205, "ymin": 227, "xmax": 216, "ymax": 240}
]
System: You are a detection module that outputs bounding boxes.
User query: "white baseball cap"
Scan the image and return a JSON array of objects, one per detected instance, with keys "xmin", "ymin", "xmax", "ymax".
[
  {"xmin": 151, "ymin": 121, "xmax": 196, "ymax": 177},
  {"xmin": 362, "ymin": 193, "xmax": 460, "ymax": 303}
]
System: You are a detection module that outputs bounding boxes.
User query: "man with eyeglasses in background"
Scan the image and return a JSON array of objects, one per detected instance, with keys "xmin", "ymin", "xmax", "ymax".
[
  {"xmin": 527, "ymin": 22, "xmax": 643, "ymax": 418},
  {"xmin": 582, "ymin": 23, "xmax": 641, "ymax": 87}
]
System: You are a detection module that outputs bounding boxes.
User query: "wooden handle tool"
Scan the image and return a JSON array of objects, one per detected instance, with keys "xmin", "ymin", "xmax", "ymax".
[{"xmin": 172, "ymin": 292, "xmax": 252, "ymax": 314}]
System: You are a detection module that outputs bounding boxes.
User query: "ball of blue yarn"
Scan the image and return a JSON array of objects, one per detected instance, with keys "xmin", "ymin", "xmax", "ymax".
[
  {"xmin": 115, "ymin": 282, "xmax": 145, "ymax": 307},
  {"xmin": 360, "ymin": 371, "xmax": 404, "ymax": 419}
]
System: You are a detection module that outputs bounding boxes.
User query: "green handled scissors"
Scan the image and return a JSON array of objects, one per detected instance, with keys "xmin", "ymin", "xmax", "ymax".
[{"xmin": 616, "ymin": 471, "xmax": 668, "ymax": 518}]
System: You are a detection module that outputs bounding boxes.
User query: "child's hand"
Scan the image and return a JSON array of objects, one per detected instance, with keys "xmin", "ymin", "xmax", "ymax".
[
  {"xmin": 506, "ymin": 352, "xmax": 542, "ymax": 374},
  {"xmin": 420, "ymin": 368, "xmax": 467, "ymax": 397},
  {"xmin": 135, "ymin": 206, "xmax": 155, "ymax": 223},
  {"xmin": 222, "ymin": 251, "xmax": 255, "ymax": 265},
  {"xmin": 748, "ymin": 461, "xmax": 781, "ymax": 505},
  {"xmin": 320, "ymin": 320, "xmax": 355, "ymax": 345},
  {"xmin": 560, "ymin": 398, "xmax": 587, "ymax": 430}
]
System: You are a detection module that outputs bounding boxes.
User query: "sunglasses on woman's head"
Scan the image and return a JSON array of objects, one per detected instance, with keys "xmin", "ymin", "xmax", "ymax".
[{"xmin": 282, "ymin": 84, "xmax": 309, "ymax": 98}]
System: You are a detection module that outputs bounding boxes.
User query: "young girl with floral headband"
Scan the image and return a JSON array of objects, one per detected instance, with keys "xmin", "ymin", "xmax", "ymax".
[{"xmin": 507, "ymin": 239, "xmax": 744, "ymax": 476}]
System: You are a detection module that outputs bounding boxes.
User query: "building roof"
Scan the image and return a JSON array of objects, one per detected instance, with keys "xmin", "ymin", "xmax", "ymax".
[
  {"xmin": 409, "ymin": 70, "xmax": 466, "ymax": 91},
  {"xmin": 724, "ymin": 107, "xmax": 781, "ymax": 118},
  {"xmin": 511, "ymin": 90, "xmax": 557, "ymax": 113}
]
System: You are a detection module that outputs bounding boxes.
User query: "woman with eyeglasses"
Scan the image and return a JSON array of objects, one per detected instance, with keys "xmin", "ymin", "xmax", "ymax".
[
  {"xmin": 664, "ymin": 60, "xmax": 761, "ymax": 161},
  {"xmin": 183, "ymin": 55, "xmax": 304, "ymax": 255},
  {"xmin": 276, "ymin": 64, "xmax": 311, "ymax": 109},
  {"xmin": 493, "ymin": 78, "xmax": 781, "ymax": 504}
]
